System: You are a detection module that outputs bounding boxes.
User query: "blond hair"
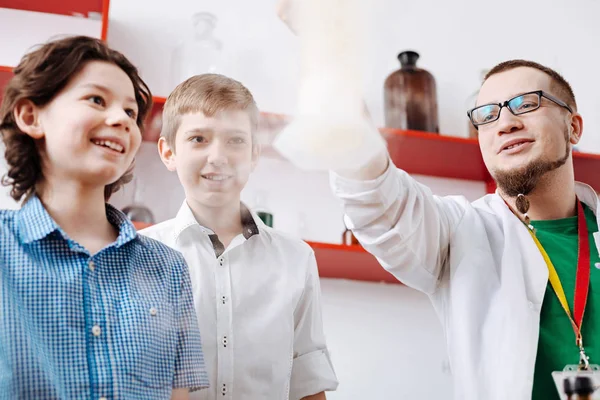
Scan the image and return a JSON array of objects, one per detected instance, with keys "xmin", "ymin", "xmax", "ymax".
[{"xmin": 161, "ymin": 74, "xmax": 259, "ymax": 150}]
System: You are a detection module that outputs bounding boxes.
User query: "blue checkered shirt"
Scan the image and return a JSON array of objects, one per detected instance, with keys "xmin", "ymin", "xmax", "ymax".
[{"xmin": 0, "ymin": 196, "xmax": 209, "ymax": 399}]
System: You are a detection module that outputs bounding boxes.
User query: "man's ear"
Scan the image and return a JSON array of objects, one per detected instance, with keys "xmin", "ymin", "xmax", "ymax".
[
  {"xmin": 569, "ymin": 113, "xmax": 583, "ymax": 145},
  {"xmin": 13, "ymin": 99, "xmax": 45, "ymax": 139},
  {"xmin": 158, "ymin": 137, "xmax": 177, "ymax": 172}
]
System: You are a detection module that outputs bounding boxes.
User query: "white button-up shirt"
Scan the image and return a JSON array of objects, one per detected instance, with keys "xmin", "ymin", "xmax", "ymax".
[
  {"xmin": 330, "ymin": 163, "xmax": 600, "ymax": 400},
  {"xmin": 141, "ymin": 202, "xmax": 338, "ymax": 400}
]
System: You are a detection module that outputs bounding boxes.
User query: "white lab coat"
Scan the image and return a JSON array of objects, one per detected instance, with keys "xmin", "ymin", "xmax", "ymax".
[{"xmin": 330, "ymin": 163, "xmax": 600, "ymax": 400}]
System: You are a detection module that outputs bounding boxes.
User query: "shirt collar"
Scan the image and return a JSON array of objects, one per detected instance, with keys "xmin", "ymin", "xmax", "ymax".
[
  {"xmin": 18, "ymin": 194, "xmax": 137, "ymax": 247},
  {"xmin": 18, "ymin": 195, "xmax": 58, "ymax": 244},
  {"xmin": 172, "ymin": 200, "xmax": 261, "ymax": 242},
  {"xmin": 574, "ymin": 181, "xmax": 600, "ymax": 215}
]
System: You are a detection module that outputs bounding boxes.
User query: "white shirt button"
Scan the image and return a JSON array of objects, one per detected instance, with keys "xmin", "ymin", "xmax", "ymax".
[
  {"xmin": 219, "ymin": 257, "xmax": 224, "ymax": 267},
  {"xmin": 89, "ymin": 261, "xmax": 95, "ymax": 271},
  {"xmin": 221, "ymin": 295, "xmax": 227, "ymax": 304},
  {"xmin": 528, "ymin": 301, "xmax": 535, "ymax": 310},
  {"xmin": 150, "ymin": 307, "xmax": 158, "ymax": 316},
  {"xmin": 595, "ymin": 262, "xmax": 600, "ymax": 269},
  {"xmin": 92, "ymin": 325, "xmax": 101, "ymax": 337}
]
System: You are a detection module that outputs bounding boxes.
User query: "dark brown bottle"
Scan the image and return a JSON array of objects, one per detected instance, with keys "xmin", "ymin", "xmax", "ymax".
[{"xmin": 384, "ymin": 50, "xmax": 439, "ymax": 133}]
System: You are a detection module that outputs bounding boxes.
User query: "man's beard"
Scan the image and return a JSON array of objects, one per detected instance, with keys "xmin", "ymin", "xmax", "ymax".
[{"xmin": 493, "ymin": 135, "xmax": 570, "ymax": 198}]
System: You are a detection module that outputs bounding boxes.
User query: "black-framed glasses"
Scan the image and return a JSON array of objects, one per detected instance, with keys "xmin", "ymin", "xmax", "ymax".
[{"xmin": 467, "ymin": 90, "xmax": 573, "ymax": 128}]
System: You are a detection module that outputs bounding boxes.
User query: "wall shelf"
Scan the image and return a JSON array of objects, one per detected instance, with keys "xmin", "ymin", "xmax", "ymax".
[{"xmin": 307, "ymin": 241, "xmax": 399, "ymax": 284}]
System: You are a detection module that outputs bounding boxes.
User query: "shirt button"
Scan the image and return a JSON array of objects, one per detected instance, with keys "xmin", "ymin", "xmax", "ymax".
[
  {"xmin": 92, "ymin": 325, "xmax": 101, "ymax": 337},
  {"xmin": 222, "ymin": 336, "xmax": 228, "ymax": 347},
  {"xmin": 221, "ymin": 296, "xmax": 227, "ymax": 304},
  {"xmin": 149, "ymin": 307, "xmax": 158, "ymax": 316},
  {"xmin": 595, "ymin": 262, "xmax": 600, "ymax": 269},
  {"xmin": 219, "ymin": 257, "xmax": 224, "ymax": 267},
  {"xmin": 89, "ymin": 261, "xmax": 95, "ymax": 271},
  {"xmin": 528, "ymin": 301, "xmax": 535, "ymax": 310}
]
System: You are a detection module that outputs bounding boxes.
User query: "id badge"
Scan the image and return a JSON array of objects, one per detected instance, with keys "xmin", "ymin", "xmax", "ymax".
[{"xmin": 552, "ymin": 364, "xmax": 600, "ymax": 399}]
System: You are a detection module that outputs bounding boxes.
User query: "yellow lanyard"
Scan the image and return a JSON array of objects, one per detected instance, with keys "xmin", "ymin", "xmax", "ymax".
[{"xmin": 529, "ymin": 232, "xmax": 576, "ymax": 331}]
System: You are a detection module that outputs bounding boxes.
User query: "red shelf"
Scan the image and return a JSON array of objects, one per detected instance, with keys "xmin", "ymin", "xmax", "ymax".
[
  {"xmin": 3, "ymin": 0, "xmax": 104, "ymax": 17},
  {"xmin": 307, "ymin": 241, "xmax": 399, "ymax": 284},
  {"xmin": 573, "ymin": 152, "xmax": 600, "ymax": 192},
  {"xmin": 0, "ymin": 66, "xmax": 12, "ymax": 91},
  {"xmin": 381, "ymin": 127, "xmax": 490, "ymax": 182}
]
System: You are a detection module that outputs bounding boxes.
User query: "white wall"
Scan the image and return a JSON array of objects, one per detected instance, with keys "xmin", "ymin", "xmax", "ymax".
[
  {"xmin": 320, "ymin": 278, "xmax": 454, "ymax": 399},
  {"xmin": 0, "ymin": 8, "xmax": 102, "ymax": 67}
]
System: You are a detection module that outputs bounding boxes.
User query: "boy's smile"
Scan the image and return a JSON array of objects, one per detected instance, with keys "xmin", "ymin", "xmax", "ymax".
[
  {"xmin": 31, "ymin": 60, "xmax": 141, "ymax": 189},
  {"xmin": 163, "ymin": 109, "xmax": 258, "ymax": 209},
  {"xmin": 90, "ymin": 137, "xmax": 127, "ymax": 154}
]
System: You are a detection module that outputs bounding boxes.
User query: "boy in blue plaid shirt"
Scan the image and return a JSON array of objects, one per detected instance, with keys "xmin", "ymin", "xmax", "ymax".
[{"xmin": 0, "ymin": 36, "xmax": 208, "ymax": 400}]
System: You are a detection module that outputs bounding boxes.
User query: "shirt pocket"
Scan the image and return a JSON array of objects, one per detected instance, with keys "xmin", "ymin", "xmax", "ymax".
[{"xmin": 117, "ymin": 299, "xmax": 178, "ymax": 389}]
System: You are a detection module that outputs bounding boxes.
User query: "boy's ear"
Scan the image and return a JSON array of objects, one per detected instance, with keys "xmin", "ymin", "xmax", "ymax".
[
  {"xmin": 13, "ymin": 99, "xmax": 45, "ymax": 139},
  {"xmin": 158, "ymin": 137, "xmax": 177, "ymax": 172}
]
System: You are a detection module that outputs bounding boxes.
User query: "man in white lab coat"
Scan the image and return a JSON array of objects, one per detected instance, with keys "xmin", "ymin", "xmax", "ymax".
[
  {"xmin": 275, "ymin": 2, "xmax": 600, "ymax": 397},
  {"xmin": 329, "ymin": 61, "xmax": 600, "ymax": 399}
]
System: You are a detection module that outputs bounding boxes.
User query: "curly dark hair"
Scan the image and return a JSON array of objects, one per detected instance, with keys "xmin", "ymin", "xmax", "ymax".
[{"xmin": 0, "ymin": 35, "xmax": 152, "ymax": 202}]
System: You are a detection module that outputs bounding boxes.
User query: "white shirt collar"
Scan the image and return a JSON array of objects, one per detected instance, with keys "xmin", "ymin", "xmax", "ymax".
[{"xmin": 171, "ymin": 200, "xmax": 263, "ymax": 256}]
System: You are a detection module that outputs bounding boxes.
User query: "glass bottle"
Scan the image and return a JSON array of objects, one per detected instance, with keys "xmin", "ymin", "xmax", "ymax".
[
  {"xmin": 170, "ymin": 11, "xmax": 223, "ymax": 89},
  {"xmin": 384, "ymin": 50, "xmax": 439, "ymax": 133}
]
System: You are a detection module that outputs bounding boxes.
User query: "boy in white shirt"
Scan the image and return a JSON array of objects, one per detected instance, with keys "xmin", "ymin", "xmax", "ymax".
[{"xmin": 141, "ymin": 74, "xmax": 338, "ymax": 400}]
